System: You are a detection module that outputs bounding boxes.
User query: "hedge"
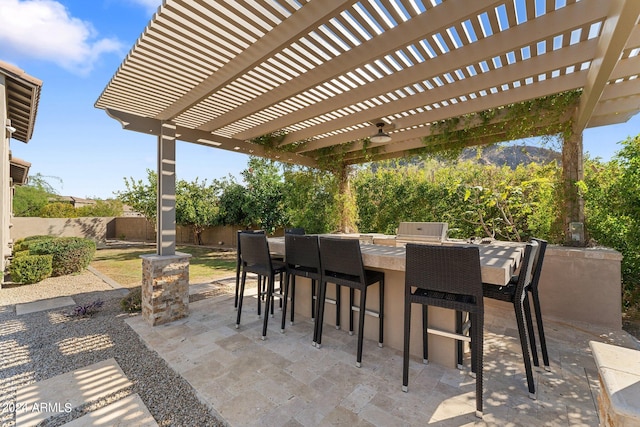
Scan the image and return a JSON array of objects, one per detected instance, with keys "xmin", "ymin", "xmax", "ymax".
[
  {"xmin": 9, "ymin": 254, "xmax": 53, "ymax": 284},
  {"xmin": 13, "ymin": 235, "xmax": 56, "ymax": 252},
  {"xmin": 28, "ymin": 237, "xmax": 96, "ymax": 276}
]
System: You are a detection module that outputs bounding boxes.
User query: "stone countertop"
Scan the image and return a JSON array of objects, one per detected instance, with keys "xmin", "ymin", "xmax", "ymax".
[{"xmin": 268, "ymin": 237, "xmax": 519, "ymax": 285}]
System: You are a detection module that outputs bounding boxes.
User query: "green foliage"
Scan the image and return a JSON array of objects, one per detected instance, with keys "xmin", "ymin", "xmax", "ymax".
[
  {"xmin": 353, "ymin": 158, "xmax": 560, "ymax": 241},
  {"xmin": 121, "ymin": 287, "xmax": 142, "ymax": 313},
  {"xmin": 40, "ymin": 202, "xmax": 78, "ymax": 218},
  {"xmin": 282, "ymin": 166, "xmax": 340, "ymax": 233},
  {"xmin": 13, "ymin": 235, "xmax": 56, "ymax": 252},
  {"xmin": 217, "ymin": 179, "xmax": 252, "ymax": 227},
  {"xmin": 117, "ymin": 169, "xmax": 158, "ymax": 223},
  {"xmin": 241, "ymin": 157, "xmax": 288, "ymax": 233},
  {"xmin": 583, "ymin": 135, "xmax": 640, "ymax": 311},
  {"xmin": 12, "ymin": 173, "xmax": 61, "ymax": 217},
  {"xmin": 9, "ymin": 254, "xmax": 53, "ymax": 284},
  {"xmin": 12, "ymin": 250, "xmax": 30, "ymax": 258},
  {"xmin": 77, "ymin": 199, "xmax": 124, "ymax": 217},
  {"xmin": 421, "ymin": 91, "xmax": 581, "ymax": 158},
  {"xmin": 29, "ymin": 237, "xmax": 96, "ymax": 276},
  {"xmin": 176, "ymin": 178, "xmax": 220, "ymax": 244}
]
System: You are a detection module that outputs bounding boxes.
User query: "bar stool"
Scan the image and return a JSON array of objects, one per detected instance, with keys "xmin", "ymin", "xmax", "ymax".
[
  {"xmin": 234, "ymin": 229, "xmax": 264, "ymax": 312},
  {"xmin": 282, "ymin": 234, "xmax": 320, "ymax": 334},
  {"xmin": 236, "ymin": 232, "xmax": 286, "ymax": 340},
  {"xmin": 527, "ymin": 238, "xmax": 550, "ymax": 370},
  {"xmin": 482, "ymin": 241, "xmax": 539, "ymax": 398},
  {"xmin": 315, "ymin": 237, "xmax": 384, "ymax": 368},
  {"xmin": 402, "ymin": 244, "xmax": 484, "ymax": 418}
]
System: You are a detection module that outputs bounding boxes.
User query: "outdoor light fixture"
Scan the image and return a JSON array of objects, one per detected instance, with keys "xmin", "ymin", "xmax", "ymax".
[
  {"xmin": 370, "ymin": 122, "xmax": 391, "ymax": 143},
  {"xmin": 5, "ymin": 125, "xmax": 16, "ymax": 134}
]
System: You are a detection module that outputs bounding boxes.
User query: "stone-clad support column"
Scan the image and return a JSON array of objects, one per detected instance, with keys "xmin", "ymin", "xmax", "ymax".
[
  {"xmin": 141, "ymin": 252, "xmax": 191, "ymax": 326},
  {"xmin": 139, "ymin": 121, "xmax": 191, "ymax": 326}
]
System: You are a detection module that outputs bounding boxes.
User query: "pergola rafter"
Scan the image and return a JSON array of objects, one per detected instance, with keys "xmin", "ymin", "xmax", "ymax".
[{"xmin": 95, "ymin": 0, "xmax": 640, "ymax": 255}]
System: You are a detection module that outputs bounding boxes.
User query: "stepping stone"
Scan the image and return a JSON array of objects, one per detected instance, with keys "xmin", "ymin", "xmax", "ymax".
[
  {"xmin": 16, "ymin": 296, "xmax": 76, "ymax": 315},
  {"xmin": 15, "ymin": 358, "xmax": 131, "ymax": 427},
  {"xmin": 61, "ymin": 394, "xmax": 157, "ymax": 427}
]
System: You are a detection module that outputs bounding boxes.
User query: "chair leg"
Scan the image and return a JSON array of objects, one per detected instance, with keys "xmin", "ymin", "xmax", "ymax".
[
  {"xmin": 456, "ymin": 311, "xmax": 464, "ymax": 369},
  {"xmin": 335, "ymin": 284, "xmax": 341, "ymax": 330},
  {"xmin": 311, "ymin": 279, "xmax": 316, "ymax": 320},
  {"xmin": 234, "ymin": 257, "xmax": 241, "ymax": 309},
  {"xmin": 355, "ymin": 287, "xmax": 367, "ymax": 368},
  {"xmin": 290, "ymin": 275, "xmax": 296, "ymax": 325},
  {"xmin": 262, "ymin": 274, "xmax": 275, "ymax": 340},
  {"xmin": 257, "ymin": 275, "xmax": 262, "ymax": 317},
  {"xmin": 314, "ymin": 280, "xmax": 328, "ymax": 347},
  {"xmin": 523, "ymin": 293, "xmax": 540, "ymax": 367},
  {"xmin": 349, "ymin": 288, "xmax": 355, "ymax": 336},
  {"xmin": 422, "ymin": 305, "xmax": 428, "ymax": 364},
  {"xmin": 279, "ymin": 271, "xmax": 284, "ymax": 309},
  {"xmin": 471, "ymin": 311, "xmax": 484, "ymax": 418},
  {"xmin": 270, "ymin": 276, "xmax": 276, "ymax": 317},
  {"xmin": 236, "ymin": 271, "xmax": 247, "ymax": 328},
  {"xmin": 531, "ymin": 288, "xmax": 550, "ymax": 369},
  {"xmin": 378, "ymin": 278, "xmax": 384, "ymax": 347},
  {"xmin": 515, "ymin": 300, "xmax": 536, "ymax": 399},
  {"xmin": 281, "ymin": 273, "xmax": 291, "ymax": 333},
  {"xmin": 469, "ymin": 315, "xmax": 477, "ymax": 376},
  {"xmin": 402, "ymin": 291, "xmax": 412, "ymax": 392}
]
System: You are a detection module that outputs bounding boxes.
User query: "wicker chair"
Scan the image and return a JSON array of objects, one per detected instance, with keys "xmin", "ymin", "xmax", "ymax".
[
  {"xmin": 236, "ymin": 232, "xmax": 286, "ymax": 340},
  {"xmin": 282, "ymin": 234, "xmax": 320, "ymax": 333},
  {"xmin": 482, "ymin": 241, "xmax": 539, "ymax": 398},
  {"xmin": 315, "ymin": 237, "xmax": 385, "ymax": 368},
  {"xmin": 527, "ymin": 238, "xmax": 550, "ymax": 370},
  {"xmin": 234, "ymin": 230, "xmax": 264, "ymax": 312},
  {"xmin": 402, "ymin": 244, "xmax": 484, "ymax": 418}
]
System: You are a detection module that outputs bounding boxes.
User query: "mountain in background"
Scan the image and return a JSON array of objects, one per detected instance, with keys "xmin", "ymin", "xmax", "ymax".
[
  {"xmin": 371, "ymin": 145, "xmax": 561, "ymax": 171},
  {"xmin": 459, "ymin": 145, "xmax": 561, "ymax": 168}
]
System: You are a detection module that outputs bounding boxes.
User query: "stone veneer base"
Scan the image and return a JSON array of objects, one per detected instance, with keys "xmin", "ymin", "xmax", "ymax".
[{"xmin": 140, "ymin": 252, "xmax": 191, "ymax": 326}]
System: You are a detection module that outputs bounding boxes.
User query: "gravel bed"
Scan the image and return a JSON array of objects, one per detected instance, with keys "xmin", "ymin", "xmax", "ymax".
[{"xmin": 0, "ymin": 272, "xmax": 226, "ymax": 426}]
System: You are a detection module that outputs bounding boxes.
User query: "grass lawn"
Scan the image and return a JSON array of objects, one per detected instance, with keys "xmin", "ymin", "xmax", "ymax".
[{"xmin": 91, "ymin": 244, "xmax": 237, "ymax": 288}]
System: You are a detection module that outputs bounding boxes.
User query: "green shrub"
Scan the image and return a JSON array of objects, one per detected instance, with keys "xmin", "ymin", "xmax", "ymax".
[
  {"xmin": 121, "ymin": 287, "xmax": 142, "ymax": 313},
  {"xmin": 12, "ymin": 250, "xmax": 30, "ymax": 258},
  {"xmin": 9, "ymin": 254, "xmax": 53, "ymax": 284},
  {"xmin": 13, "ymin": 235, "xmax": 56, "ymax": 252},
  {"xmin": 29, "ymin": 237, "xmax": 96, "ymax": 276}
]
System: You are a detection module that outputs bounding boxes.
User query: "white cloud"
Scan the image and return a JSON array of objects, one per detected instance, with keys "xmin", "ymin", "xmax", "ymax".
[{"xmin": 0, "ymin": 0, "xmax": 123, "ymax": 75}]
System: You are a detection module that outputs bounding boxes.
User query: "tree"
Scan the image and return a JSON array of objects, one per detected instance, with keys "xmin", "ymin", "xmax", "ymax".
[
  {"xmin": 176, "ymin": 178, "xmax": 219, "ymax": 245},
  {"xmin": 217, "ymin": 178, "xmax": 252, "ymax": 227},
  {"xmin": 282, "ymin": 166, "xmax": 340, "ymax": 233},
  {"xmin": 40, "ymin": 202, "xmax": 78, "ymax": 218},
  {"xmin": 242, "ymin": 158, "xmax": 287, "ymax": 233},
  {"xmin": 76, "ymin": 199, "xmax": 124, "ymax": 217},
  {"xmin": 583, "ymin": 134, "xmax": 640, "ymax": 311},
  {"xmin": 13, "ymin": 173, "xmax": 60, "ymax": 217},
  {"xmin": 116, "ymin": 169, "xmax": 157, "ymax": 223}
]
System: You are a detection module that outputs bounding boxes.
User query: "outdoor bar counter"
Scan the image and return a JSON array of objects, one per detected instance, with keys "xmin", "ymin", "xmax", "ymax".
[{"xmin": 268, "ymin": 235, "xmax": 523, "ymax": 368}]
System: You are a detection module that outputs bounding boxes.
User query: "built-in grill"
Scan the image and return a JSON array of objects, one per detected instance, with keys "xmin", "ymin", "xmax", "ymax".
[{"xmin": 395, "ymin": 222, "xmax": 448, "ymax": 246}]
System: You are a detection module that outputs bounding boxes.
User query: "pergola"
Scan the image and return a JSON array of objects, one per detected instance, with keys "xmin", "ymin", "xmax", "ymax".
[{"xmin": 95, "ymin": 0, "xmax": 640, "ymax": 260}]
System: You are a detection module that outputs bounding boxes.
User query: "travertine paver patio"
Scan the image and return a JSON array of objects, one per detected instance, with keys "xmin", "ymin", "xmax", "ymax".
[{"xmin": 126, "ymin": 278, "xmax": 640, "ymax": 426}]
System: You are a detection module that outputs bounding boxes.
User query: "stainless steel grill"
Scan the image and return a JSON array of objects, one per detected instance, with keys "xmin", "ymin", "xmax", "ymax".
[{"xmin": 395, "ymin": 222, "xmax": 448, "ymax": 246}]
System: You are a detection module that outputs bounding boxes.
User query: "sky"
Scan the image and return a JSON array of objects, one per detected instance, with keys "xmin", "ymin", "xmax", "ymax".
[{"xmin": 1, "ymin": 0, "xmax": 639, "ymax": 200}]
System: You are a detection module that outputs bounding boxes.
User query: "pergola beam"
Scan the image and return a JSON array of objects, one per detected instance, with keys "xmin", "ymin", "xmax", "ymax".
[
  {"xmin": 574, "ymin": 0, "xmax": 640, "ymax": 132},
  {"xmin": 105, "ymin": 108, "xmax": 318, "ymax": 168}
]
